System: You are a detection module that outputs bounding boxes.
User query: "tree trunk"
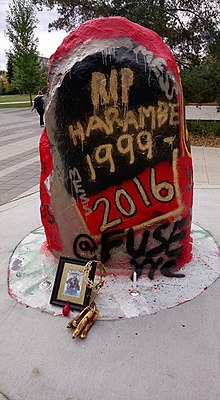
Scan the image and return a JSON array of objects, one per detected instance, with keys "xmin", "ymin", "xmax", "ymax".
[{"xmin": 29, "ymin": 92, "xmax": 32, "ymax": 106}]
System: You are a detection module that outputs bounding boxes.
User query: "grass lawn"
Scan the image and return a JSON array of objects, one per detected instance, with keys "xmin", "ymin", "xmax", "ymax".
[{"xmin": 0, "ymin": 94, "xmax": 33, "ymax": 108}]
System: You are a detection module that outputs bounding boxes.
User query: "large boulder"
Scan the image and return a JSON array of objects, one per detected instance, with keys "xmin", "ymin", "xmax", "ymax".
[{"xmin": 39, "ymin": 17, "xmax": 193, "ymax": 279}]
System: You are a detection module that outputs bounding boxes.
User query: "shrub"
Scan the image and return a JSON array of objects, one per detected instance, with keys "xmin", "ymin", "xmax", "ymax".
[{"xmin": 187, "ymin": 120, "xmax": 220, "ymax": 136}]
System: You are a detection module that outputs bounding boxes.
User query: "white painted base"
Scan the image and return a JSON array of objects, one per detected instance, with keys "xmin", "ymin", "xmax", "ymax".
[{"xmin": 8, "ymin": 223, "xmax": 220, "ymax": 319}]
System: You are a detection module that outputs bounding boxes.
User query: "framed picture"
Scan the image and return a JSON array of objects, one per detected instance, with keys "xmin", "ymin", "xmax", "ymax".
[{"xmin": 50, "ymin": 257, "xmax": 97, "ymax": 311}]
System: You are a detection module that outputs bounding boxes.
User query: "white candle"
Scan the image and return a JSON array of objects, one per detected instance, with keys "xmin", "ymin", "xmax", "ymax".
[{"xmin": 133, "ymin": 271, "xmax": 137, "ymax": 289}]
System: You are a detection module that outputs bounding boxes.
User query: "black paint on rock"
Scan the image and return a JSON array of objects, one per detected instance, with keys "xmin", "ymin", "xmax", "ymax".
[
  {"xmin": 73, "ymin": 233, "xmax": 98, "ymax": 260},
  {"xmin": 55, "ymin": 43, "xmax": 179, "ymax": 198},
  {"xmin": 72, "ymin": 217, "xmax": 187, "ymax": 279}
]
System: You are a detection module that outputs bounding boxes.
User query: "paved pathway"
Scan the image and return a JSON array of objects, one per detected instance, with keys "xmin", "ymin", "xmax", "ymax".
[
  {"xmin": 192, "ymin": 146, "xmax": 220, "ymax": 186},
  {"xmin": 0, "ymin": 108, "xmax": 220, "ymax": 207},
  {"xmin": 0, "ymin": 108, "xmax": 41, "ymax": 205}
]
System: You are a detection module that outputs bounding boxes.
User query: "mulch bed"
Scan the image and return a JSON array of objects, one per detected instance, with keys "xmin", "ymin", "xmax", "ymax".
[{"xmin": 190, "ymin": 135, "xmax": 220, "ymax": 148}]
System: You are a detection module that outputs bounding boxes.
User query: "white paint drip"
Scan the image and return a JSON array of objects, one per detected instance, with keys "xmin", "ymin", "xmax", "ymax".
[
  {"xmin": 134, "ymin": 45, "xmax": 179, "ymax": 100},
  {"xmin": 101, "ymin": 47, "xmax": 117, "ymax": 65}
]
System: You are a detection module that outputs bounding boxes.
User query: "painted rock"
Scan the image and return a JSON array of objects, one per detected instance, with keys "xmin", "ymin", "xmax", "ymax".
[{"xmin": 39, "ymin": 17, "xmax": 193, "ymax": 279}]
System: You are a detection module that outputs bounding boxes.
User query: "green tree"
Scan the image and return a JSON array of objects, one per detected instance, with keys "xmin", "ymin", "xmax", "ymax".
[
  {"xmin": 5, "ymin": 0, "xmax": 45, "ymax": 104},
  {"xmin": 13, "ymin": 50, "xmax": 46, "ymax": 100},
  {"xmin": 209, "ymin": 33, "xmax": 220, "ymax": 63},
  {"xmin": 33, "ymin": 0, "xmax": 220, "ymax": 65},
  {"xmin": 181, "ymin": 62, "xmax": 220, "ymax": 103},
  {"xmin": 181, "ymin": 33, "xmax": 220, "ymax": 103},
  {"xmin": 6, "ymin": 51, "xmax": 14, "ymax": 84},
  {"xmin": 0, "ymin": 71, "xmax": 4, "ymax": 95}
]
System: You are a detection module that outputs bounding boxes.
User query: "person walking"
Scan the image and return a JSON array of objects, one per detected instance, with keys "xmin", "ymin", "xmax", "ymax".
[{"xmin": 32, "ymin": 91, "xmax": 46, "ymax": 127}]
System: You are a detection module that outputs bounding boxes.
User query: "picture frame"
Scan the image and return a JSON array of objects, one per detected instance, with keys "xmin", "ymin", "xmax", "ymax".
[{"xmin": 50, "ymin": 257, "xmax": 97, "ymax": 311}]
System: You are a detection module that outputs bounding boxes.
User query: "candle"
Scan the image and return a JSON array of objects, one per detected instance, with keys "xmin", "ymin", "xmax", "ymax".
[
  {"xmin": 133, "ymin": 271, "xmax": 137, "ymax": 289},
  {"xmin": 130, "ymin": 270, "xmax": 140, "ymax": 297}
]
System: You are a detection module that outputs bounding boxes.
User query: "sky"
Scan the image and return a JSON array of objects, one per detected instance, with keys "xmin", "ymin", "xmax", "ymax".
[{"xmin": 0, "ymin": 0, "xmax": 68, "ymax": 70}]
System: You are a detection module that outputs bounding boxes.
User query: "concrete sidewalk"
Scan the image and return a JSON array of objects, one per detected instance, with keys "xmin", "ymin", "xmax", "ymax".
[
  {"xmin": 0, "ymin": 142, "xmax": 220, "ymax": 399},
  {"xmin": 192, "ymin": 146, "xmax": 220, "ymax": 187}
]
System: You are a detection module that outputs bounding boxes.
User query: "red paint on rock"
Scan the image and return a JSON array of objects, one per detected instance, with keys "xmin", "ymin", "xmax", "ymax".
[
  {"xmin": 49, "ymin": 17, "xmax": 179, "ymax": 81},
  {"xmin": 77, "ymin": 160, "xmax": 180, "ymax": 236},
  {"xmin": 39, "ymin": 129, "xmax": 63, "ymax": 252}
]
